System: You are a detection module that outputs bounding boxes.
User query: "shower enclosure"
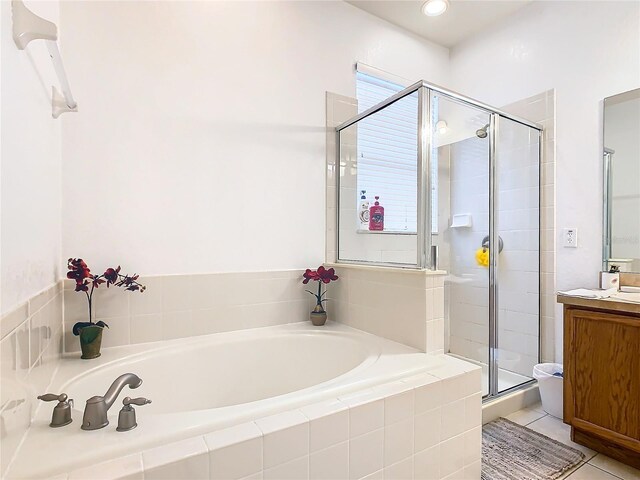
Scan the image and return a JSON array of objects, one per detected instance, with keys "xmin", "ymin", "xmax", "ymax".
[{"xmin": 335, "ymin": 81, "xmax": 542, "ymax": 400}]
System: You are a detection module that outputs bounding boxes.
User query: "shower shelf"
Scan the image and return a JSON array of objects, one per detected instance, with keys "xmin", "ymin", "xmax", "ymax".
[
  {"xmin": 450, "ymin": 213, "xmax": 473, "ymax": 228},
  {"xmin": 12, "ymin": 0, "xmax": 77, "ymax": 118}
]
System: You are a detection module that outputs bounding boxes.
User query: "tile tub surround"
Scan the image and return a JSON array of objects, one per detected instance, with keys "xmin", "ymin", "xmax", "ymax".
[
  {"xmin": 63, "ymin": 270, "xmax": 314, "ymax": 353},
  {"xmin": 0, "ymin": 282, "xmax": 64, "ymax": 476},
  {"xmin": 327, "ymin": 263, "xmax": 446, "ymax": 353},
  {"xmin": 12, "ymin": 322, "xmax": 461, "ymax": 477},
  {"xmin": 37, "ymin": 358, "xmax": 482, "ymax": 480}
]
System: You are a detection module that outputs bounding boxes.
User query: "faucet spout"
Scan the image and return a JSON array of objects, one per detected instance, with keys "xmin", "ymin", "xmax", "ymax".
[
  {"xmin": 81, "ymin": 373, "xmax": 142, "ymax": 430},
  {"xmin": 103, "ymin": 373, "xmax": 142, "ymax": 411}
]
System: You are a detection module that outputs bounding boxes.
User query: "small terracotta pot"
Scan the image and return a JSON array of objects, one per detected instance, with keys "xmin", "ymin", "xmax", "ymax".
[
  {"xmin": 310, "ymin": 305, "xmax": 328, "ymax": 326},
  {"xmin": 79, "ymin": 325, "xmax": 104, "ymax": 359}
]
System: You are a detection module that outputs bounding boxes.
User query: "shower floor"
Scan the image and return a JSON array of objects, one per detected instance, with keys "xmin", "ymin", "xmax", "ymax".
[
  {"xmin": 480, "ymin": 363, "xmax": 533, "ymax": 397},
  {"xmin": 448, "ymin": 354, "xmax": 532, "ymax": 396}
]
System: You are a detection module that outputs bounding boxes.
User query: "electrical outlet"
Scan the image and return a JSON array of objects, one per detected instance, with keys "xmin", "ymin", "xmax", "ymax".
[{"xmin": 563, "ymin": 228, "xmax": 578, "ymax": 248}]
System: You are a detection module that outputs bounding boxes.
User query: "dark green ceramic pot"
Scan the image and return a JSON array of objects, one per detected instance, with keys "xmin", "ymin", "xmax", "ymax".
[{"xmin": 79, "ymin": 325, "xmax": 104, "ymax": 359}]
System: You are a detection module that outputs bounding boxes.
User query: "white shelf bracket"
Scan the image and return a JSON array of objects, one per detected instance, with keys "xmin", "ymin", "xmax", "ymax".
[
  {"xmin": 52, "ymin": 87, "xmax": 77, "ymax": 118},
  {"xmin": 12, "ymin": 0, "xmax": 57, "ymax": 49},
  {"xmin": 12, "ymin": 0, "xmax": 78, "ymax": 118}
]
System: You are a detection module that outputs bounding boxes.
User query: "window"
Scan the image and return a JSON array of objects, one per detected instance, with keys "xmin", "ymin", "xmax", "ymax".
[{"xmin": 355, "ymin": 69, "xmax": 438, "ymax": 234}]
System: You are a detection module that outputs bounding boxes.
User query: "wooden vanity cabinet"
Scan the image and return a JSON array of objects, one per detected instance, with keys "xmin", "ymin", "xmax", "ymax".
[{"xmin": 560, "ymin": 296, "xmax": 640, "ymax": 469}]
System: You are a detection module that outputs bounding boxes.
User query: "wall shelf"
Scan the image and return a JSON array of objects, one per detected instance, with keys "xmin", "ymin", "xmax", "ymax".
[{"xmin": 450, "ymin": 213, "xmax": 473, "ymax": 228}]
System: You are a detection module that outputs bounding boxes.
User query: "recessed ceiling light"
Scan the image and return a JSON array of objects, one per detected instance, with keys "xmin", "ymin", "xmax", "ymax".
[{"xmin": 422, "ymin": 0, "xmax": 449, "ymax": 16}]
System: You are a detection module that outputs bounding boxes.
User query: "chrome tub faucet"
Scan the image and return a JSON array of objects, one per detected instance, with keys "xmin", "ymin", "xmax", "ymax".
[{"xmin": 81, "ymin": 373, "xmax": 143, "ymax": 430}]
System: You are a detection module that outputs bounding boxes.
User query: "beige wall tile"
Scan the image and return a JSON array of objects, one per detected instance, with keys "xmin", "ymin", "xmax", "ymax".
[
  {"xmin": 162, "ymin": 275, "xmax": 194, "ymax": 312},
  {"xmin": 130, "ymin": 313, "xmax": 164, "ymax": 344},
  {"xmin": 62, "ymin": 271, "xmax": 315, "ymax": 348},
  {"xmin": 98, "ymin": 316, "xmax": 131, "ymax": 348},
  {"xmin": 327, "ymin": 265, "xmax": 446, "ymax": 352},
  {"xmin": 130, "ymin": 276, "xmax": 163, "ymax": 315},
  {"xmin": 1, "ymin": 303, "xmax": 29, "ymax": 340},
  {"xmin": 64, "ymin": 288, "xmax": 90, "ymax": 325},
  {"xmin": 162, "ymin": 310, "xmax": 193, "ymax": 340},
  {"xmin": 92, "ymin": 284, "xmax": 131, "ymax": 319},
  {"xmin": 28, "ymin": 284, "xmax": 57, "ymax": 315},
  {"xmin": 0, "ymin": 286, "xmax": 64, "ymax": 477}
]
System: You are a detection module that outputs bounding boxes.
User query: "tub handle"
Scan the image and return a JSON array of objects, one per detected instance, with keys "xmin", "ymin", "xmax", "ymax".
[
  {"xmin": 117, "ymin": 396, "xmax": 152, "ymax": 432},
  {"xmin": 37, "ymin": 393, "xmax": 73, "ymax": 427},
  {"xmin": 123, "ymin": 397, "xmax": 152, "ymax": 406}
]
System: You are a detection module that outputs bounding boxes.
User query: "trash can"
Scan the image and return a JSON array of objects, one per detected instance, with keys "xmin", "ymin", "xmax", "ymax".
[{"xmin": 533, "ymin": 363, "xmax": 563, "ymax": 419}]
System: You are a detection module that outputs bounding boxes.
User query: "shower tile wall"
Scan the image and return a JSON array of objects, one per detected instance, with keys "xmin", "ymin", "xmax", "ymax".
[
  {"xmin": 508, "ymin": 91, "xmax": 556, "ymax": 366},
  {"xmin": 495, "ymin": 117, "xmax": 541, "ymax": 377},
  {"xmin": 447, "ymin": 91, "xmax": 556, "ymax": 378}
]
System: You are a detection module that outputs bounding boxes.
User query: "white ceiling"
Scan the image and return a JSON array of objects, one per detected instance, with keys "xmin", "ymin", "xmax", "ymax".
[{"xmin": 346, "ymin": 0, "xmax": 533, "ymax": 48}]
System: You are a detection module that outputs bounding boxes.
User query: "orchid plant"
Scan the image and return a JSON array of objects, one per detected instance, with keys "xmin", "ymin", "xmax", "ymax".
[
  {"xmin": 302, "ymin": 266, "xmax": 339, "ymax": 311},
  {"xmin": 67, "ymin": 258, "xmax": 145, "ymax": 335}
]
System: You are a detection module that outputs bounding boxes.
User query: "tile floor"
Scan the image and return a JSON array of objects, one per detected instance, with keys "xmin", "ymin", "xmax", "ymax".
[{"xmin": 504, "ymin": 403, "xmax": 640, "ymax": 480}]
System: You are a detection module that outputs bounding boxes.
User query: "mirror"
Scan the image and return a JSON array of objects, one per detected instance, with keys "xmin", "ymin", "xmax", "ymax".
[{"xmin": 603, "ymin": 88, "xmax": 640, "ymax": 272}]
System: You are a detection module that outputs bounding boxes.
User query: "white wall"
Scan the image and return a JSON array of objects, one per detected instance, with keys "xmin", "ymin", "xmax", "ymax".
[
  {"xmin": 1, "ymin": 1, "xmax": 62, "ymax": 315},
  {"xmin": 450, "ymin": 0, "xmax": 640, "ymax": 361},
  {"xmin": 59, "ymin": 1, "xmax": 449, "ymax": 276}
]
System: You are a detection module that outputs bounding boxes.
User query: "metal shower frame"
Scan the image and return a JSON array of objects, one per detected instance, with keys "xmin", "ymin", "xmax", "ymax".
[{"xmin": 335, "ymin": 79, "xmax": 544, "ymax": 400}]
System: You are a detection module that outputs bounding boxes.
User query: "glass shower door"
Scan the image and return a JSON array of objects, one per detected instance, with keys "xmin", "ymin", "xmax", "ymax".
[
  {"xmin": 436, "ymin": 96, "xmax": 541, "ymax": 398},
  {"xmin": 494, "ymin": 117, "xmax": 541, "ymax": 393},
  {"xmin": 432, "ymin": 92, "xmax": 492, "ymax": 396}
]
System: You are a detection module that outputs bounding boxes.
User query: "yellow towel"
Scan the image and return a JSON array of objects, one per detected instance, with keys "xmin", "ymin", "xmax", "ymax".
[{"xmin": 475, "ymin": 247, "xmax": 489, "ymax": 267}]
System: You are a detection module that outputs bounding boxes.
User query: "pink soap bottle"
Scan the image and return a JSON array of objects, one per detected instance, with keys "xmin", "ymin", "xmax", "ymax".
[{"xmin": 369, "ymin": 196, "xmax": 384, "ymax": 231}]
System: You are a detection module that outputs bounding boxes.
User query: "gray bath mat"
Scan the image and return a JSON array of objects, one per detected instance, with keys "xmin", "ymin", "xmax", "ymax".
[{"xmin": 482, "ymin": 417, "xmax": 585, "ymax": 480}]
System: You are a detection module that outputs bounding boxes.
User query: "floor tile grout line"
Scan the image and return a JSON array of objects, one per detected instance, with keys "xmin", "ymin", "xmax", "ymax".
[
  {"xmin": 586, "ymin": 452, "xmax": 640, "ymax": 477},
  {"xmin": 562, "ymin": 461, "xmax": 587, "ymax": 479},
  {"xmin": 522, "ymin": 412, "xmax": 548, "ymax": 427},
  {"xmin": 523, "ymin": 412, "xmax": 548, "ymax": 427},
  {"xmin": 587, "ymin": 462, "xmax": 626, "ymax": 480}
]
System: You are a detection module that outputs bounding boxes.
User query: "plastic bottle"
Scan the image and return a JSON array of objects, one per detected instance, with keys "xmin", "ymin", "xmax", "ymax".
[
  {"xmin": 369, "ymin": 196, "xmax": 384, "ymax": 231},
  {"xmin": 358, "ymin": 191, "xmax": 369, "ymax": 228}
]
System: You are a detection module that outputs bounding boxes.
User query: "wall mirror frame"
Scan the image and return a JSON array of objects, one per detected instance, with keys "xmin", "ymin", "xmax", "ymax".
[{"xmin": 602, "ymin": 87, "xmax": 640, "ymax": 273}]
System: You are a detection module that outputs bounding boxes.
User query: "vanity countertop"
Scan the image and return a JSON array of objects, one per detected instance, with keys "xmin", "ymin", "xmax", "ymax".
[{"xmin": 557, "ymin": 293, "xmax": 640, "ymax": 315}]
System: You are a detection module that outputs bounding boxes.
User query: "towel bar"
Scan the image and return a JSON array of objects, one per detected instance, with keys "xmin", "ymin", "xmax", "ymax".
[{"xmin": 12, "ymin": 0, "xmax": 78, "ymax": 118}]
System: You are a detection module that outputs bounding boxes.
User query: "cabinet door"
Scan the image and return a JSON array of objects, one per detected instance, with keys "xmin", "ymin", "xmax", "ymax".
[{"xmin": 567, "ymin": 308, "xmax": 640, "ymax": 449}]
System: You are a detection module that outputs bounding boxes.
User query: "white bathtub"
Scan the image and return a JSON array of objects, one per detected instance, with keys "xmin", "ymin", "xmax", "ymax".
[{"xmin": 9, "ymin": 322, "xmax": 458, "ymax": 478}]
